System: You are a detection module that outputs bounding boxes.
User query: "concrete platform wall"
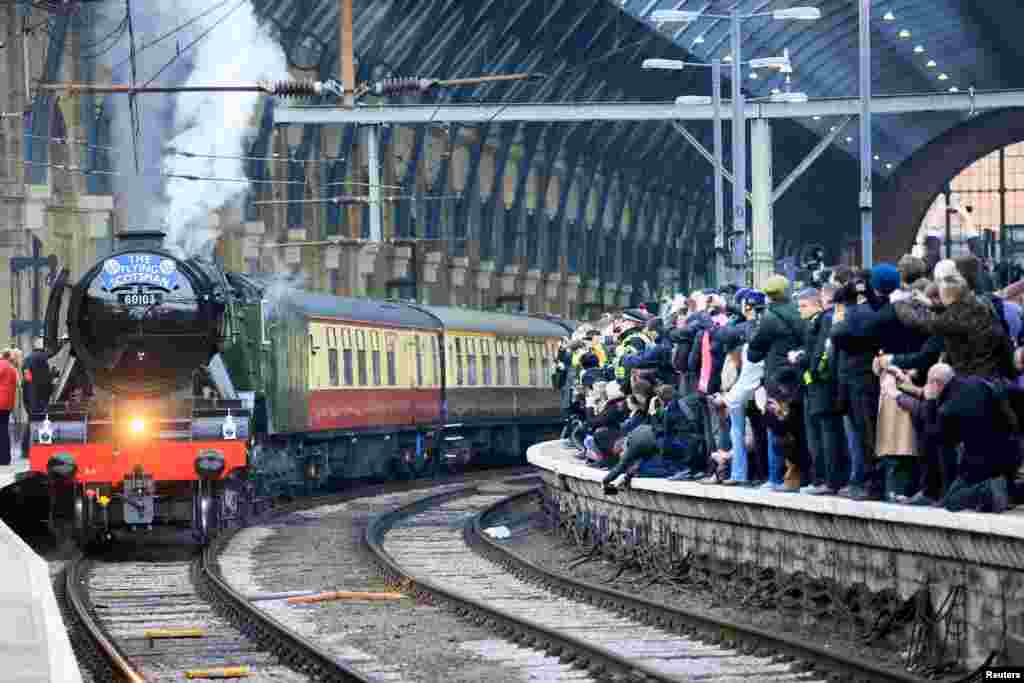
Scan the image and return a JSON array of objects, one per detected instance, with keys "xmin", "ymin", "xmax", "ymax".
[{"xmin": 529, "ymin": 441, "xmax": 1024, "ymax": 671}]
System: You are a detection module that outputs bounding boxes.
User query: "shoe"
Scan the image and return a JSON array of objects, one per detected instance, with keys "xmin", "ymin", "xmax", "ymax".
[
  {"xmin": 667, "ymin": 469, "xmax": 693, "ymax": 481},
  {"xmin": 837, "ymin": 485, "xmax": 854, "ymax": 497},
  {"xmin": 799, "ymin": 484, "xmax": 818, "ymax": 494},
  {"xmin": 802, "ymin": 484, "xmax": 834, "ymax": 496},
  {"xmin": 908, "ymin": 492, "xmax": 936, "ymax": 507},
  {"xmin": 720, "ymin": 479, "xmax": 742, "ymax": 487},
  {"xmin": 772, "ymin": 483, "xmax": 798, "ymax": 493},
  {"xmin": 840, "ymin": 485, "xmax": 876, "ymax": 501},
  {"xmin": 698, "ymin": 474, "xmax": 721, "ymax": 485},
  {"xmin": 989, "ymin": 477, "xmax": 1010, "ymax": 513},
  {"xmin": 758, "ymin": 481, "xmax": 776, "ymax": 492}
]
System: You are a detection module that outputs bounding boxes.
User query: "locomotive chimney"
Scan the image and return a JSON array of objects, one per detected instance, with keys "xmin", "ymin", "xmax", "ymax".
[{"xmin": 116, "ymin": 230, "xmax": 167, "ymax": 251}]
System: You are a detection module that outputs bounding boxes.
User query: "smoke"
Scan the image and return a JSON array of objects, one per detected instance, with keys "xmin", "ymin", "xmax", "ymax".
[
  {"xmin": 95, "ymin": 2, "xmax": 190, "ymax": 231},
  {"xmin": 94, "ymin": 1, "xmax": 288, "ymax": 257},
  {"xmin": 161, "ymin": 1, "xmax": 288, "ymax": 258},
  {"xmin": 260, "ymin": 249, "xmax": 308, "ymax": 320}
]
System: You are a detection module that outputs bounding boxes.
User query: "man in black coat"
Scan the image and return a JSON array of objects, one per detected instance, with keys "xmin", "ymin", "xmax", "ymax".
[
  {"xmin": 747, "ymin": 275, "xmax": 805, "ymax": 489},
  {"xmin": 925, "ymin": 364, "xmax": 1018, "ymax": 513},
  {"xmin": 23, "ymin": 338, "xmax": 53, "ymax": 415},
  {"xmin": 792, "ymin": 289, "xmax": 846, "ymax": 495},
  {"xmin": 21, "ymin": 338, "xmax": 53, "ymax": 459}
]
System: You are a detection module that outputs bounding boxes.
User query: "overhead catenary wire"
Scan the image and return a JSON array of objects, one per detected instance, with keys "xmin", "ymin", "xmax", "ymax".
[
  {"xmin": 253, "ymin": 194, "xmax": 463, "ymax": 206},
  {"xmin": 0, "ymin": 155, "xmax": 406, "ymax": 189},
  {"xmin": 110, "ymin": 0, "xmax": 236, "ymax": 72},
  {"xmin": 20, "ymin": 132, "xmax": 351, "ymax": 167},
  {"xmin": 139, "ymin": 0, "xmax": 247, "ymax": 89}
]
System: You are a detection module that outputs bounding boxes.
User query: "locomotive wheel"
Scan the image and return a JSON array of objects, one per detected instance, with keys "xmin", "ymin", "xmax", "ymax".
[
  {"xmin": 72, "ymin": 488, "xmax": 94, "ymax": 549},
  {"xmin": 193, "ymin": 482, "xmax": 219, "ymax": 545}
]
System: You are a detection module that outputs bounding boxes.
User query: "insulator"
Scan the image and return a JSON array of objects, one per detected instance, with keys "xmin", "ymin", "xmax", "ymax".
[
  {"xmin": 372, "ymin": 77, "xmax": 434, "ymax": 96},
  {"xmin": 265, "ymin": 80, "xmax": 321, "ymax": 98}
]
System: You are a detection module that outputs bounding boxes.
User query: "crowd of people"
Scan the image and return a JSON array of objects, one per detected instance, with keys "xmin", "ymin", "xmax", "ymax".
[
  {"xmin": 555, "ymin": 253, "xmax": 1024, "ymax": 514},
  {"xmin": 0, "ymin": 338, "xmax": 54, "ymax": 466}
]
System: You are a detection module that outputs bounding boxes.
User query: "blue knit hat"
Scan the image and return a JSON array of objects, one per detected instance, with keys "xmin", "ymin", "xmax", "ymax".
[{"xmin": 870, "ymin": 263, "xmax": 901, "ymax": 296}]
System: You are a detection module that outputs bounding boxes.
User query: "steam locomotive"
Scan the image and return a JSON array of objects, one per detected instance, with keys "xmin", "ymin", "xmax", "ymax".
[{"xmin": 26, "ymin": 231, "xmax": 571, "ymax": 547}]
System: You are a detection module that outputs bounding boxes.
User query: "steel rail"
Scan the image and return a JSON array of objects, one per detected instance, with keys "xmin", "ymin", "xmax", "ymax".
[
  {"xmin": 55, "ymin": 468, "xmax": 535, "ymax": 681},
  {"xmin": 63, "ymin": 554, "xmax": 145, "ymax": 683},
  {"xmin": 198, "ymin": 536, "xmax": 374, "ymax": 683},
  {"xmin": 469, "ymin": 488, "xmax": 933, "ymax": 683},
  {"xmin": 363, "ymin": 483, "xmax": 683, "ymax": 683}
]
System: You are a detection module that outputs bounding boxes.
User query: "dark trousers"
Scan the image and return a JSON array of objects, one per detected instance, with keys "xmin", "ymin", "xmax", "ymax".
[
  {"xmin": 603, "ymin": 426, "xmax": 657, "ymax": 483},
  {"xmin": 917, "ymin": 441, "xmax": 958, "ymax": 501},
  {"xmin": 845, "ymin": 379, "xmax": 881, "ymax": 491},
  {"xmin": 0, "ymin": 410, "xmax": 10, "ymax": 466},
  {"xmin": 746, "ymin": 401, "xmax": 769, "ymax": 483},
  {"xmin": 804, "ymin": 406, "xmax": 847, "ymax": 490}
]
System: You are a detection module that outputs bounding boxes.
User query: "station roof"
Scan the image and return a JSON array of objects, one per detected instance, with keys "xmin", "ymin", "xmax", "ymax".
[
  {"xmin": 251, "ymin": 0, "xmax": 1020, "ymax": 259},
  {"xmin": 629, "ymin": 0, "xmax": 1024, "ymax": 174}
]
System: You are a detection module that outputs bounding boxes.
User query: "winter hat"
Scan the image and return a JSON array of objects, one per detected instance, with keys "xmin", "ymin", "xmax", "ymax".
[
  {"xmin": 738, "ymin": 289, "xmax": 767, "ymax": 308},
  {"xmin": 763, "ymin": 275, "xmax": 790, "ymax": 299},
  {"xmin": 870, "ymin": 263, "xmax": 901, "ymax": 296}
]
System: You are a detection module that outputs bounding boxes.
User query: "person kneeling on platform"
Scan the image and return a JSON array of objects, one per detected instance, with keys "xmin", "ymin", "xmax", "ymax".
[
  {"xmin": 603, "ymin": 385, "xmax": 707, "ymax": 494},
  {"xmin": 925, "ymin": 363, "xmax": 1019, "ymax": 513}
]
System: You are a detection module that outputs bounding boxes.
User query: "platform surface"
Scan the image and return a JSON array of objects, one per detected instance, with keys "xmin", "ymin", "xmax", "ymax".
[
  {"xmin": 0, "ymin": 461, "xmax": 82, "ymax": 683},
  {"xmin": 0, "ymin": 460, "xmax": 31, "ymax": 489},
  {"xmin": 528, "ymin": 440, "xmax": 1024, "ymax": 540}
]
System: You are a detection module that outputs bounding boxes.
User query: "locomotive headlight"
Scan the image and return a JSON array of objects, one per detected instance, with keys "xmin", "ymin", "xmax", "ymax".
[{"xmin": 130, "ymin": 418, "xmax": 146, "ymax": 435}]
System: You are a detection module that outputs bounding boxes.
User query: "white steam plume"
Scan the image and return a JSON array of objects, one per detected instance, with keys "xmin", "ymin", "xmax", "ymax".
[
  {"xmin": 161, "ymin": 0, "xmax": 288, "ymax": 258},
  {"xmin": 92, "ymin": 1, "xmax": 287, "ymax": 256}
]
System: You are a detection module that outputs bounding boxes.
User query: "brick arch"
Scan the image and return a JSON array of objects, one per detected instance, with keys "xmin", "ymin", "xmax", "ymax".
[{"xmin": 875, "ymin": 108, "xmax": 1024, "ymax": 263}]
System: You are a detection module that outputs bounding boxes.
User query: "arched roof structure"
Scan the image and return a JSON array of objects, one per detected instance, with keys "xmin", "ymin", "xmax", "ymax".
[{"xmin": 247, "ymin": 0, "xmax": 1024, "ymax": 284}]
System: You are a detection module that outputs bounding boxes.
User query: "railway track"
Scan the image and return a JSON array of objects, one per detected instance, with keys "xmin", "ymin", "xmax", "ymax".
[
  {"xmin": 55, "ymin": 468, "xmax": 533, "ymax": 682},
  {"xmin": 366, "ymin": 484, "xmax": 932, "ymax": 683},
  {"xmin": 59, "ymin": 532, "xmax": 371, "ymax": 682}
]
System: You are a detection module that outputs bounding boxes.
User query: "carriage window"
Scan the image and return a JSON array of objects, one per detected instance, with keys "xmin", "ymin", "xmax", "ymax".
[
  {"xmin": 328, "ymin": 349, "xmax": 339, "ymax": 386},
  {"xmin": 386, "ymin": 351, "xmax": 396, "ymax": 386},
  {"xmin": 467, "ymin": 339, "xmax": 477, "ymax": 386},
  {"xmin": 481, "ymin": 340, "xmax": 492, "ymax": 386},
  {"xmin": 542, "ymin": 356, "xmax": 551, "ymax": 387},
  {"xmin": 357, "ymin": 350, "xmax": 368, "ymax": 386},
  {"xmin": 415, "ymin": 336, "xmax": 424, "ymax": 386},
  {"xmin": 372, "ymin": 350, "xmax": 382, "ymax": 386},
  {"xmin": 510, "ymin": 343, "xmax": 520, "ymax": 386},
  {"xmin": 528, "ymin": 357, "xmax": 538, "ymax": 386},
  {"xmin": 431, "ymin": 337, "xmax": 439, "ymax": 384},
  {"xmin": 343, "ymin": 349, "xmax": 354, "ymax": 386},
  {"xmin": 455, "ymin": 338, "xmax": 464, "ymax": 386}
]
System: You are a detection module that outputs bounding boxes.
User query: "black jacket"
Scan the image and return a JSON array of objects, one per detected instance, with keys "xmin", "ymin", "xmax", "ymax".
[
  {"xmin": 799, "ymin": 311, "xmax": 841, "ymax": 416},
  {"xmin": 829, "ymin": 303, "xmax": 879, "ymax": 387},
  {"xmin": 936, "ymin": 376, "xmax": 1020, "ymax": 483},
  {"xmin": 23, "ymin": 349, "xmax": 53, "ymax": 414},
  {"xmin": 747, "ymin": 302, "xmax": 805, "ymax": 383}
]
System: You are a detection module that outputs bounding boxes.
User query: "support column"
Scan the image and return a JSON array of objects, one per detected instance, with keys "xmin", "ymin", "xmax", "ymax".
[
  {"xmin": 448, "ymin": 256, "xmax": 470, "ymax": 306},
  {"xmin": 366, "ymin": 125, "xmax": 382, "ymax": 242},
  {"xmin": 750, "ymin": 119, "xmax": 774, "ymax": 288},
  {"xmin": 473, "ymin": 260, "xmax": 495, "ymax": 308},
  {"xmin": 858, "ymin": 0, "xmax": 873, "ymax": 268}
]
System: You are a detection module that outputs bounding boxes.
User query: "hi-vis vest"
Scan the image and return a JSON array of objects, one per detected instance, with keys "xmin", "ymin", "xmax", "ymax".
[{"xmin": 572, "ymin": 342, "xmax": 608, "ymax": 369}]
